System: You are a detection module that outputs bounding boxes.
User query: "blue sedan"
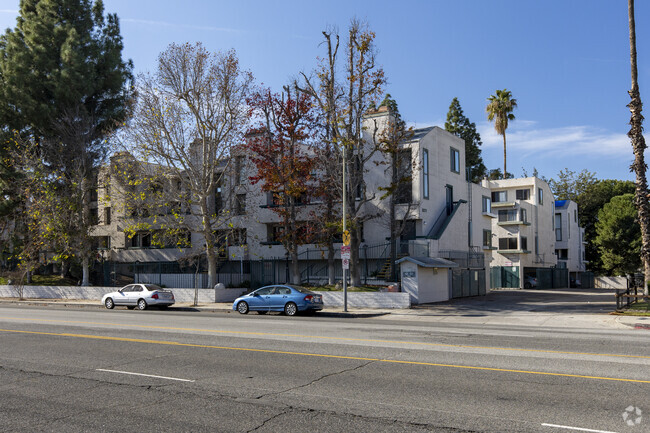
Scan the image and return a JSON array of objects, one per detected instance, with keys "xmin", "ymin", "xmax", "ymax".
[{"xmin": 233, "ymin": 284, "xmax": 324, "ymax": 316}]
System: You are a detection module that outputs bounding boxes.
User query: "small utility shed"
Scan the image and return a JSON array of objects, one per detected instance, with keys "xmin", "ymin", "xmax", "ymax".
[{"xmin": 396, "ymin": 257, "xmax": 459, "ymax": 304}]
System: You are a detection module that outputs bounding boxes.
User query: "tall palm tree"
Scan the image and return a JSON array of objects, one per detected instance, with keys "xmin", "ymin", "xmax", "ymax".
[
  {"xmin": 486, "ymin": 89, "xmax": 517, "ymax": 179},
  {"xmin": 627, "ymin": 0, "xmax": 650, "ymax": 296}
]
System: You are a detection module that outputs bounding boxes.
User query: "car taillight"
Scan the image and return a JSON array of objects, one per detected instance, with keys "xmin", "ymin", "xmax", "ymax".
[
  {"xmin": 304, "ymin": 295, "xmax": 313, "ymax": 302},
  {"xmin": 151, "ymin": 293, "xmax": 159, "ymax": 299}
]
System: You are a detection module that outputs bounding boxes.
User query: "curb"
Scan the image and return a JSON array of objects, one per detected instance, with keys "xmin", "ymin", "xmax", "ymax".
[{"xmin": 0, "ymin": 299, "xmax": 390, "ymax": 318}]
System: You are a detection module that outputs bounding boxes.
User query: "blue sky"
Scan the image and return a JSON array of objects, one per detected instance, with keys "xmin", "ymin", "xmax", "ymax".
[{"xmin": 1, "ymin": 0, "xmax": 648, "ymax": 182}]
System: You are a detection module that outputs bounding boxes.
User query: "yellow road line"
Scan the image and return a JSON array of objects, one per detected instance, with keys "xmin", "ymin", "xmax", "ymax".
[
  {"xmin": 1, "ymin": 328, "xmax": 649, "ymax": 384},
  {"xmin": 1, "ymin": 316, "xmax": 649, "ymax": 360}
]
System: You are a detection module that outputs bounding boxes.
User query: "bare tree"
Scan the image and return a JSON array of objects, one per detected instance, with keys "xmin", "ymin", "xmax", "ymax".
[
  {"xmin": 122, "ymin": 42, "xmax": 253, "ymax": 289},
  {"xmin": 299, "ymin": 20, "xmax": 386, "ymax": 287},
  {"xmin": 298, "ymin": 29, "xmax": 343, "ymax": 285}
]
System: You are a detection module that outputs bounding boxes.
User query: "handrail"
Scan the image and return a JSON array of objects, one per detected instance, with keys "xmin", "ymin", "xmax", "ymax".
[{"xmin": 427, "ymin": 200, "xmax": 466, "ymax": 240}]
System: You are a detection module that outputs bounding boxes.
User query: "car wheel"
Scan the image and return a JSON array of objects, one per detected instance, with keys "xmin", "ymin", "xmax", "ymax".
[
  {"xmin": 284, "ymin": 302, "xmax": 298, "ymax": 316},
  {"xmin": 524, "ymin": 282, "xmax": 532, "ymax": 289},
  {"xmin": 137, "ymin": 299, "xmax": 148, "ymax": 310},
  {"xmin": 237, "ymin": 301, "xmax": 249, "ymax": 314},
  {"xmin": 104, "ymin": 298, "xmax": 114, "ymax": 309}
]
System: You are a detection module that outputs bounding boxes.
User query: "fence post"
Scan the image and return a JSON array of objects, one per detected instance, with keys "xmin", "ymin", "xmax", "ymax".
[{"xmin": 364, "ymin": 245, "xmax": 368, "ymax": 285}]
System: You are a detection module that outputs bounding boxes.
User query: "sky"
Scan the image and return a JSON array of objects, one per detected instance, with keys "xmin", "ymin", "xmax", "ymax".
[{"xmin": 1, "ymin": 0, "xmax": 649, "ymax": 182}]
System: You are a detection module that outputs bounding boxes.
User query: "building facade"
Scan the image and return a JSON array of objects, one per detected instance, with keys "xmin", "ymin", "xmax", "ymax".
[
  {"xmin": 554, "ymin": 199, "xmax": 587, "ymax": 285},
  {"xmin": 481, "ymin": 177, "xmax": 557, "ymax": 289}
]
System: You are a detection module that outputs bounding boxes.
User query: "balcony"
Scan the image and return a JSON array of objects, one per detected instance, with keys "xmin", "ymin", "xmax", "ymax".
[{"xmin": 491, "ymin": 201, "xmax": 516, "ymax": 209}]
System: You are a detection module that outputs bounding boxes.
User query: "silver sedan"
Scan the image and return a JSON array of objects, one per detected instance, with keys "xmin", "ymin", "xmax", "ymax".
[{"xmin": 102, "ymin": 284, "xmax": 175, "ymax": 310}]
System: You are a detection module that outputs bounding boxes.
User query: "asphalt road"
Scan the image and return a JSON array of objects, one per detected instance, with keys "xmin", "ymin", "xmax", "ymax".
[{"xmin": 0, "ymin": 305, "xmax": 648, "ymax": 432}]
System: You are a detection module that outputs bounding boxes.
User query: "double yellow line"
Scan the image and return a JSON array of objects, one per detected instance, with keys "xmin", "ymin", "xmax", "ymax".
[{"xmin": 1, "ymin": 327, "xmax": 649, "ymax": 384}]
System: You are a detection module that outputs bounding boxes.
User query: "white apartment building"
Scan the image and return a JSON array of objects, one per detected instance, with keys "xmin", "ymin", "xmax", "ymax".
[
  {"xmin": 554, "ymin": 199, "xmax": 587, "ymax": 285},
  {"xmin": 90, "ymin": 106, "xmax": 493, "ymax": 297},
  {"xmin": 481, "ymin": 177, "xmax": 557, "ymax": 289}
]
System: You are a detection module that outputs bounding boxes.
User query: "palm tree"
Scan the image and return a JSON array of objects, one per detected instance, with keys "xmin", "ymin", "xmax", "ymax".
[
  {"xmin": 486, "ymin": 89, "xmax": 517, "ymax": 179},
  {"xmin": 627, "ymin": 0, "xmax": 650, "ymax": 296}
]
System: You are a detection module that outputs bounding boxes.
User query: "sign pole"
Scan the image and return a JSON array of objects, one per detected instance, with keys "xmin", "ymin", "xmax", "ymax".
[{"xmin": 342, "ymin": 144, "xmax": 348, "ymax": 312}]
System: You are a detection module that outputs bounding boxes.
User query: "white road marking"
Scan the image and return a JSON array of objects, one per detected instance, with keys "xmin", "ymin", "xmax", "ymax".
[
  {"xmin": 541, "ymin": 423, "xmax": 618, "ymax": 433},
  {"xmin": 96, "ymin": 369, "xmax": 195, "ymax": 382}
]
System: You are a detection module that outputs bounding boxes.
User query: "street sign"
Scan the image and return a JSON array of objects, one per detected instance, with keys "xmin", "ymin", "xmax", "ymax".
[
  {"xmin": 341, "ymin": 245, "xmax": 350, "ymax": 270},
  {"xmin": 342, "ymin": 230, "xmax": 351, "ymax": 246}
]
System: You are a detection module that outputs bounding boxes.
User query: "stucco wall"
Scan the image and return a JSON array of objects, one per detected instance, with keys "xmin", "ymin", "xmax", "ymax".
[{"xmin": 0, "ymin": 285, "xmax": 410, "ymax": 308}]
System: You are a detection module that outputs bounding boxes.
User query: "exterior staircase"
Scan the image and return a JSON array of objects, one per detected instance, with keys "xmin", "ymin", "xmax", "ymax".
[{"xmin": 377, "ymin": 253, "xmax": 407, "ymax": 280}]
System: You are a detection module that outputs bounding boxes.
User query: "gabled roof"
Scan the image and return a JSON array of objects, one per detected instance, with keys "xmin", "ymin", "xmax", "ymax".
[
  {"xmin": 395, "ymin": 256, "xmax": 459, "ymax": 268},
  {"xmin": 410, "ymin": 126, "xmax": 435, "ymax": 141}
]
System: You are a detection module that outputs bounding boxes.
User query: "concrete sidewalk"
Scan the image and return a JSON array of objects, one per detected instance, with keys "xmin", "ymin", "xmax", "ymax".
[{"xmin": 1, "ymin": 292, "xmax": 649, "ymax": 330}]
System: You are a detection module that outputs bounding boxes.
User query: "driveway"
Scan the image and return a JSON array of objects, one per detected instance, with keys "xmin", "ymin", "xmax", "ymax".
[{"xmin": 413, "ymin": 288, "xmax": 618, "ymax": 316}]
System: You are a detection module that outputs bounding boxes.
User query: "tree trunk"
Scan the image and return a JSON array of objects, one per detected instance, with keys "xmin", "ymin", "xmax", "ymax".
[
  {"xmin": 350, "ymin": 228, "xmax": 362, "ymax": 286},
  {"xmin": 290, "ymin": 250, "xmax": 300, "ymax": 285},
  {"xmin": 60, "ymin": 260, "xmax": 69, "ymax": 278},
  {"xmin": 327, "ymin": 243, "xmax": 335, "ymax": 285},
  {"xmin": 502, "ymin": 131, "xmax": 507, "ymax": 180},
  {"xmin": 203, "ymin": 212, "xmax": 217, "ymax": 290},
  {"xmin": 81, "ymin": 255, "xmax": 90, "ymax": 286},
  {"xmin": 628, "ymin": 0, "xmax": 650, "ymax": 296}
]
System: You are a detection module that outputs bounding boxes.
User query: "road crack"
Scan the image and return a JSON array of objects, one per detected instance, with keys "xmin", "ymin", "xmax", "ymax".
[{"xmin": 254, "ymin": 360, "xmax": 375, "ymax": 400}]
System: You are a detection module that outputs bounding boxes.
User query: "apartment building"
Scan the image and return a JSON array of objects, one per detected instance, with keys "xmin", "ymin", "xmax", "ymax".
[
  {"xmin": 481, "ymin": 177, "xmax": 557, "ymax": 289},
  {"xmin": 89, "ymin": 106, "xmax": 493, "ymax": 296},
  {"xmin": 554, "ymin": 199, "xmax": 587, "ymax": 285}
]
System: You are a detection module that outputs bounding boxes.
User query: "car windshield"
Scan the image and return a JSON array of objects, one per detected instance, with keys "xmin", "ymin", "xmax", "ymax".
[{"xmin": 144, "ymin": 284, "xmax": 162, "ymax": 291}]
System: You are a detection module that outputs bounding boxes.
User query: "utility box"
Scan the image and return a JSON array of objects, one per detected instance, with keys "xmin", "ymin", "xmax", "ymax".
[{"xmin": 396, "ymin": 257, "xmax": 458, "ymax": 304}]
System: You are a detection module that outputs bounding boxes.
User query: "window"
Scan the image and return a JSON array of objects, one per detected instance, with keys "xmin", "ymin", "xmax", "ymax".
[
  {"xmin": 234, "ymin": 156, "xmax": 246, "ymax": 185},
  {"xmin": 93, "ymin": 236, "xmax": 110, "ymax": 250},
  {"xmin": 520, "ymin": 236, "xmax": 528, "ymax": 251},
  {"xmin": 446, "ymin": 185, "xmax": 453, "ymax": 215},
  {"xmin": 538, "ymin": 187, "xmax": 543, "ymax": 204},
  {"xmin": 235, "ymin": 194, "xmax": 246, "ymax": 215},
  {"xmin": 104, "ymin": 207, "xmax": 111, "ymax": 225},
  {"xmin": 267, "ymin": 224, "xmax": 283, "ymax": 243},
  {"xmin": 422, "ymin": 149, "xmax": 429, "ymax": 199},
  {"xmin": 450, "ymin": 147, "xmax": 460, "ymax": 173},
  {"xmin": 555, "ymin": 213, "xmax": 562, "ymax": 241},
  {"xmin": 491, "ymin": 190, "xmax": 507, "ymax": 203},
  {"xmin": 89, "ymin": 208, "xmax": 99, "ymax": 225},
  {"xmin": 396, "ymin": 149, "xmax": 412, "ymax": 204},
  {"xmin": 557, "ymin": 249, "xmax": 568, "ymax": 260},
  {"xmin": 520, "ymin": 208, "xmax": 527, "ymax": 223},
  {"xmin": 230, "ymin": 228, "xmax": 247, "ymax": 246},
  {"xmin": 516, "ymin": 189, "xmax": 530, "ymax": 200},
  {"xmin": 498, "ymin": 209, "xmax": 518, "ymax": 222},
  {"xmin": 482, "ymin": 230, "xmax": 492, "ymax": 248},
  {"xmin": 214, "ymin": 177, "xmax": 223, "ymax": 212},
  {"xmin": 498, "ymin": 238, "xmax": 518, "ymax": 250},
  {"xmin": 574, "ymin": 210, "xmax": 577, "ymax": 222},
  {"xmin": 482, "ymin": 196, "xmax": 491, "ymax": 213},
  {"xmin": 130, "ymin": 232, "xmax": 152, "ymax": 248}
]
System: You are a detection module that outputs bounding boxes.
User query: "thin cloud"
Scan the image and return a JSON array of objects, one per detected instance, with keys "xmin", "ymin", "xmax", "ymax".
[
  {"xmin": 479, "ymin": 121, "xmax": 637, "ymax": 159},
  {"xmin": 121, "ymin": 18, "xmax": 240, "ymax": 33}
]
